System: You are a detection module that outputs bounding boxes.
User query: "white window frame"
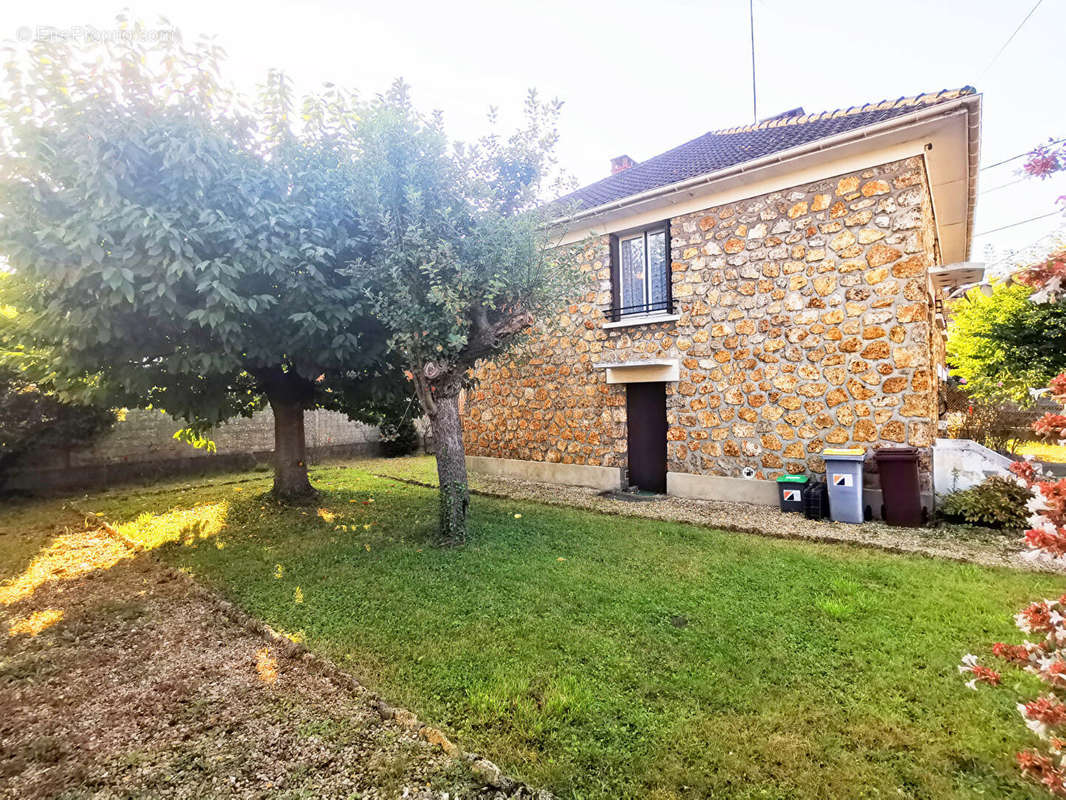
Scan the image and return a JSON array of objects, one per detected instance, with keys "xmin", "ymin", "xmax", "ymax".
[{"xmin": 618, "ymin": 226, "xmax": 668, "ymax": 317}]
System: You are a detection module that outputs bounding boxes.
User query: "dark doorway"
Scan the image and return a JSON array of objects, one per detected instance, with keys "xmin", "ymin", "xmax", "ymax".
[{"xmin": 625, "ymin": 382, "xmax": 667, "ymax": 493}]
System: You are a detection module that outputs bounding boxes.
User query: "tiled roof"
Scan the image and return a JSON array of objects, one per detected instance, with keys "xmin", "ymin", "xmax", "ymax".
[{"xmin": 557, "ymin": 87, "xmax": 976, "ymax": 213}]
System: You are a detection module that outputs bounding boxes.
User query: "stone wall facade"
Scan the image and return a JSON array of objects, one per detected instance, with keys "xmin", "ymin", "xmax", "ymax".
[{"xmin": 463, "ymin": 156, "xmax": 941, "ymax": 494}]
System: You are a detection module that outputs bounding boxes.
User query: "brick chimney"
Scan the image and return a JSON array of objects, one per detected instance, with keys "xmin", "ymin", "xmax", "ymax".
[{"xmin": 610, "ymin": 154, "xmax": 637, "ymax": 175}]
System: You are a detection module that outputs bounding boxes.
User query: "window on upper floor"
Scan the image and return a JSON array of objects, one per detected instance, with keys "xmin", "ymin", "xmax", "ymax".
[{"xmin": 608, "ymin": 223, "xmax": 671, "ymax": 321}]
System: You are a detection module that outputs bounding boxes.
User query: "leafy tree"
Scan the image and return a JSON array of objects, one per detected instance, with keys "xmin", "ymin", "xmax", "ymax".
[
  {"xmin": 0, "ymin": 22, "xmax": 395, "ymax": 499},
  {"xmin": 0, "ymin": 367, "xmax": 116, "ymax": 488},
  {"xmin": 946, "ymin": 279, "xmax": 1066, "ymax": 404},
  {"xmin": 352, "ymin": 84, "xmax": 578, "ymax": 543}
]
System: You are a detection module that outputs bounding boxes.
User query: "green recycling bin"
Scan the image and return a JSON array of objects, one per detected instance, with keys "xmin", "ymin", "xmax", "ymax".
[
  {"xmin": 776, "ymin": 474, "xmax": 808, "ymax": 512},
  {"xmin": 823, "ymin": 448, "xmax": 866, "ymax": 524}
]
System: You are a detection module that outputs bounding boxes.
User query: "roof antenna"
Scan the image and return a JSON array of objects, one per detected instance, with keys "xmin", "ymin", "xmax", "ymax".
[{"xmin": 749, "ymin": 0, "xmax": 757, "ymax": 123}]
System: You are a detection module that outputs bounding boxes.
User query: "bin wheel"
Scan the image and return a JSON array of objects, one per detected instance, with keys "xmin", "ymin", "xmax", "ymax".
[{"xmin": 880, "ymin": 504, "xmax": 886, "ymax": 522}]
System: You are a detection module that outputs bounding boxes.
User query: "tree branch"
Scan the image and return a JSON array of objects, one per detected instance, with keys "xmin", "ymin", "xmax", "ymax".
[{"xmin": 458, "ymin": 306, "xmax": 533, "ymax": 364}]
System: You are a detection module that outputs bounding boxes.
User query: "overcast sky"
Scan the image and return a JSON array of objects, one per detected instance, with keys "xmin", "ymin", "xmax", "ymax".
[{"xmin": 4, "ymin": 0, "xmax": 1064, "ymax": 268}]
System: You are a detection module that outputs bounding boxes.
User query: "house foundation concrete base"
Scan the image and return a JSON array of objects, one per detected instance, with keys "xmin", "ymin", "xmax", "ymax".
[
  {"xmin": 667, "ymin": 472, "xmax": 779, "ymax": 506},
  {"xmin": 667, "ymin": 472, "xmax": 934, "ymax": 522},
  {"xmin": 465, "ymin": 456, "xmax": 624, "ymax": 492},
  {"xmin": 466, "ymin": 458, "xmax": 936, "ymax": 523}
]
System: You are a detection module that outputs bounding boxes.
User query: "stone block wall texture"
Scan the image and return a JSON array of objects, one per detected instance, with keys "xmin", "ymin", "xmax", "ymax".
[
  {"xmin": 463, "ymin": 156, "xmax": 940, "ymax": 492},
  {"xmin": 8, "ymin": 408, "xmax": 379, "ymax": 492}
]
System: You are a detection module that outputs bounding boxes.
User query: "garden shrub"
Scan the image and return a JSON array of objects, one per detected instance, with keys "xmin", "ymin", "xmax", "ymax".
[
  {"xmin": 0, "ymin": 368, "xmax": 116, "ymax": 488},
  {"xmin": 939, "ymin": 475, "xmax": 1033, "ymax": 529},
  {"xmin": 379, "ymin": 414, "xmax": 419, "ymax": 457}
]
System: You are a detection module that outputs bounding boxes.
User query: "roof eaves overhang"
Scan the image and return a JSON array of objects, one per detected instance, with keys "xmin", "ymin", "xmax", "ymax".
[{"xmin": 961, "ymin": 94, "xmax": 982, "ymax": 261}]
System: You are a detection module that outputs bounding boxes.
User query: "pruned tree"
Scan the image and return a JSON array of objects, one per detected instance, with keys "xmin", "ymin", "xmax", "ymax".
[
  {"xmin": 0, "ymin": 20, "xmax": 396, "ymax": 499},
  {"xmin": 352, "ymin": 83, "xmax": 578, "ymax": 543}
]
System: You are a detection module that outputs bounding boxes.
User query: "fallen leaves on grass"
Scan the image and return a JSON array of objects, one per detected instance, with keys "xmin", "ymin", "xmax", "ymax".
[
  {"xmin": 0, "ymin": 529, "xmax": 131, "ymax": 605},
  {"xmin": 255, "ymin": 647, "xmax": 279, "ymax": 684},
  {"xmin": 0, "ymin": 510, "xmax": 495, "ymax": 799}
]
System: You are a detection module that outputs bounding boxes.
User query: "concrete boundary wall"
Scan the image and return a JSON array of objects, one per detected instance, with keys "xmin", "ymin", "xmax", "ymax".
[
  {"xmin": 5, "ymin": 443, "xmax": 379, "ymax": 494},
  {"xmin": 6, "ymin": 408, "xmax": 380, "ymax": 493},
  {"xmin": 466, "ymin": 455, "xmax": 624, "ymax": 492},
  {"xmin": 932, "ymin": 438, "xmax": 1013, "ymax": 494}
]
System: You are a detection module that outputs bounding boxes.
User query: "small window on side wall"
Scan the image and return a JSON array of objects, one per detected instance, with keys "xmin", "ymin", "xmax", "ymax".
[{"xmin": 609, "ymin": 223, "xmax": 671, "ymax": 321}]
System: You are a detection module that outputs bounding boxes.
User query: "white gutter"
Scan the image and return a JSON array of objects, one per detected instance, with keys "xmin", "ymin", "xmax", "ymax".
[
  {"xmin": 962, "ymin": 97, "xmax": 982, "ymax": 261},
  {"xmin": 551, "ymin": 95, "xmax": 982, "ymax": 256}
]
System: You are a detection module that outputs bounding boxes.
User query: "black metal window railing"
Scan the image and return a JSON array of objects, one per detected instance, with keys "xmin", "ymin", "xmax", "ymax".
[{"xmin": 603, "ymin": 298, "xmax": 675, "ymax": 323}]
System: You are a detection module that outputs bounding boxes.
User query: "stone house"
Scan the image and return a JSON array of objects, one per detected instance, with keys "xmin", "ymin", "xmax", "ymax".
[{"xmin": 462, "ymin": 88, "xmax": 982, "ymax": 513}]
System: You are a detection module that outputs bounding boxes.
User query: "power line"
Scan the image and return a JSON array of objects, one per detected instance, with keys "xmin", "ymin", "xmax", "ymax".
[
  {"xmin": 973, "ymin": 209, "xmax": 1063, "ymax": 238},
  {"xmin": 981, "ymin": 137, "xmax": 1066, "ymax": 171},
  {"xmin": 979, "ymin": 177, "xmax": 1027, "ymax": 195},
  {"xmin": 979, "ymin": 0, "xmax": 1043, "ymax": 78}
]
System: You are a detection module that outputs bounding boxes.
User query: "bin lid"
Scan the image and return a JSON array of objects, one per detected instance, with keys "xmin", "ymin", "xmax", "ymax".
[
  {"xmin": 777, "ymin": 474, "xmax": 809, "ymax": 483},
  {"xmin": 874, "ymin": 446, "xmax": 919, "ymax": 461},
  {"xmin": 823, "ymin": 448, "xmax": 866, "ymax": 462}
]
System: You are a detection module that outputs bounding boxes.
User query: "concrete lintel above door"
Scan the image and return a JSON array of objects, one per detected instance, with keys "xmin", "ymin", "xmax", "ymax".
[{"xmin": 591, "ymin": 359, "xmax": 679, "ymax": 385}]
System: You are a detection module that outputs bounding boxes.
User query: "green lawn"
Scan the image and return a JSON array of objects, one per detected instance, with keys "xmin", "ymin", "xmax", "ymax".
[
  {"xmin": 1016, "ymin": 440, "xmax": 1066, "ymax": 463},
  {"xmin": 15, "ymin": 458, "xmax": 1065, "ymax": 799}
]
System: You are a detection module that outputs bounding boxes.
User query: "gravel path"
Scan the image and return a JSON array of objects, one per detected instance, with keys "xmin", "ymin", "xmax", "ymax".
[
  {"xmin": 374, "ymin": 467, "xmax": 1062, "ymax": 574},
  {"xmin": 0, "ymin": 515, "xmax": 540, "ymax": 799}
]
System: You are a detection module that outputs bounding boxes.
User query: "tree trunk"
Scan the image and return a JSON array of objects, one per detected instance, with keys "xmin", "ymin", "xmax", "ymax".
[
  {"xmin": 261, "ymin": 377, "xmax": 316, "ymax": 502},
  {"xmin": 428, "ymin": 389, "xmax": 469, "ymax": 545}
]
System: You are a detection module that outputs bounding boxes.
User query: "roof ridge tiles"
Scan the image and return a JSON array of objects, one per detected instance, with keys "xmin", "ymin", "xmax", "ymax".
[
  {"xmin": 556, "ymin": 86, "xmax": 977, "ymax": 213},
  {"xmin": 703, "ymin": 87, "xmax": 975, "ymax": 136}
]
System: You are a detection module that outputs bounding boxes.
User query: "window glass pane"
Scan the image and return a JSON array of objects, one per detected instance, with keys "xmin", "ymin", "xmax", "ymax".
[
  {"xmin": 647, "ymin": 231, "xmax": 668, "ymax": 310},
  {"xmin": 620, "ymin": 236, "xmax": 646, "ymax": 312}
]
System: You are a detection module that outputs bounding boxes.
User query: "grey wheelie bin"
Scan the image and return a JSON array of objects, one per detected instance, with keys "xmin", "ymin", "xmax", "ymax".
[{"xmin": 823, "ymin": 447, "xmax": 866, "ymax": 524}]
